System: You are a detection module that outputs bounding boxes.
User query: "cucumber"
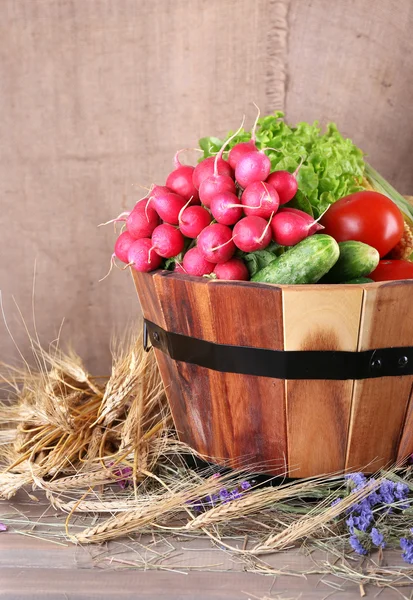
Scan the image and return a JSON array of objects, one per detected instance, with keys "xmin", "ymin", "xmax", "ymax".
[
  {"xmin": 321, "ymin": 241, "xmax": 380, "ymax": 283},
  {"xmin": 251, "ymin": 234, "xmax": 340, "ymax": 285},
  {"xmin": 344, "ymin": 277, "xmax": 374, "ymax": 284}
]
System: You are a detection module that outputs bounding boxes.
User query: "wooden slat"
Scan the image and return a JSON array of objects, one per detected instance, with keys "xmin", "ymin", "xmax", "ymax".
[
  {"xmin": 131, "ymin": 271, "xmax": 195, "ymax": 448},
  {"xmin": 152, "ymin": 274, "xmax": 287, "ymax": 473},
  {"xmin": 283, "ymin": 286, "xmax": 363, "ymax": 478},
  {"xmin": 346, "ymin": 281, "xmax": 413, "ymax": 472},
  {"xmin": 207, "ymin": 280, "xmax": 287, "ymax": 473},
  {"xmin": 152, "ymin": 273, "xmax": 218, "ymax": 458}
]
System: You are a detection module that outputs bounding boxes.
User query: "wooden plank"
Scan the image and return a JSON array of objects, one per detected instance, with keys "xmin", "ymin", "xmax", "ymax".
[
  {"xmin": 346, "ymin": 281, "xmax": 413, "ymax": 472},
  {"xmin": 1, "ymin": 491, "xmax": 412, "ymax": 599},
  {"xmin": 283, "ymin": 285, "xmax": 363, "ymax": 478},
  {"xmin": 2, "ymin": 565, "xmax": 407, "ymax": 600}
]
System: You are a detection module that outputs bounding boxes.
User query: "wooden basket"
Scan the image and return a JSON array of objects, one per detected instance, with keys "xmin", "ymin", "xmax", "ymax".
[{"xmin": 132, "ymin": 270, "xmax": 413, "ymax": 477}]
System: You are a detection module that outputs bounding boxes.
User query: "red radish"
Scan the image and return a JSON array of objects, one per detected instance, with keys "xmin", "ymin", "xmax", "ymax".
[
  {"xmin": 149, "ymin": 188, "xmax": 186, "ymax": 225},
  {"xmin": 233, "ymin": 216, "xmax": 272, "ymax": 252},
  {"xmin": 192, "ymin": 156, "xmax": 233, "ymax": 190},
  {"xmin": 266, "ymin": 158, "xmax": 304, "ymax": 204},
  {"xmin": 114, "ymin": 231, "xmax": 135, "ymax": 263},
  {"xmin": 127, "ymin": 201, "xmax": 160, "ymax": 239},
  {"xmin": 279, "ymin": 207, "xmax": 320, "ymax": 235},
  {"xmin": 241, "ymin": 181, "xmax": 279, "ymax": 218},
  {"xmin": 198, "ymin": 120, "xmax": 245, "ymax": 205},
  {"xmin": 210, "ymin": 192, "xmax": 243, "ymax": 226},
  {"xmin": 150, "ymin": 224, "xmax": 184, "ymax": 259},
  {"xmin": 228, "ymin": 141, "xmax": 257, "ymax": 171},
  {"xmin": 179, "ymin": 205, "xmax": 212, "ymax": 238},
  {"xmin": 214, "ymin": 258, "xmax": 249, "ymax": 281},
  {"xmin": 197, "ymin": 224, "xmax": 236, "ymax": 264},
  {"xmin": 199, "ymin": 174, "xmax": 235, "ymax": 207},
  {"xmin": 127, "ymin": 238, "xmax": 162, "ymax": 272},
  {"xmin": 182, "ymin": 247, "xmax": 215, "ymax": 276},
  {"xmin": 98, "ymin": 198, "xmax": 159, "ymax": 240},
  {"xmin": 235, "ymin": 151, "xmax": 271, "ymax": 188},
  {"xmin": 227, "ymin": 103, "xmax": 260, "ymax": 169},
  {"xmin": 100, "ymin": 231, "xmax": 137, "ymax": 282},
  {"xmin": 271, "ymin": 211, "xmax": 323, "ymax": 246},
  {"xmin": 166, "ymin": 151, "xmax": 200, "ymax": 203}
]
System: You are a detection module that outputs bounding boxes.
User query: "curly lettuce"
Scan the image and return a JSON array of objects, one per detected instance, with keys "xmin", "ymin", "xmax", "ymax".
[{"xmin": 199, "ymin": 111, "xmax": 365, "ymax": 218}]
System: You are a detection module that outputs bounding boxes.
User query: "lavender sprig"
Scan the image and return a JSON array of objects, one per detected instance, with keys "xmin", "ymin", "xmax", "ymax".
[{"xmin": 334, "ymin": 473, "xmax": 411, "ymax": 560}]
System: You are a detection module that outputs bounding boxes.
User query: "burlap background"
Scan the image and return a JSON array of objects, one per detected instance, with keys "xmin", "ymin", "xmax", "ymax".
[{"xmin": 1, "ymin": 0, "xmax": 412, "ymax": 372}]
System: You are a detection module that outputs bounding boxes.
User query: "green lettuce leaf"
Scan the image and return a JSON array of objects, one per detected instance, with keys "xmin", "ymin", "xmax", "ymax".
[{"xmin": 244, "ymin": 250, "xmax": 278, "ymax": 277}]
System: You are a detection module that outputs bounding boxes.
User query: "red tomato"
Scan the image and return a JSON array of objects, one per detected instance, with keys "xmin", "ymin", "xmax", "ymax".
[
  {"xmin": 370, "ymin": 260, "xmax": 413, "ymax": 282},
  {"xmin": 320, "ymin": 191, "xmax": 404, "ymax": 257}
]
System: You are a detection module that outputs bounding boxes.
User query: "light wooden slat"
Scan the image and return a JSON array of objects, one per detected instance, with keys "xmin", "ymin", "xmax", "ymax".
[
  {"xmin": 346, "ymin": 281, "xmax": 413, "ymax": 472},
  {"xmin": 282, "ymin": 286, "xmax": 363, "ymax": 477}
]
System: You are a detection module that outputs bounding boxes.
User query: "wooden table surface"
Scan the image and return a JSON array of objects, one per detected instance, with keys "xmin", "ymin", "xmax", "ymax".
[{"xmin": 1, "ymin": 490, "xmax": 411, "ymax": 600}]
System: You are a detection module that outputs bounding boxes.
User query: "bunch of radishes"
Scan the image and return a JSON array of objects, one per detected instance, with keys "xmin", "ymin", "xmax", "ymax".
[{"xmin": 105, "ymin": 118, "xmax": 323, "ymax": 281}]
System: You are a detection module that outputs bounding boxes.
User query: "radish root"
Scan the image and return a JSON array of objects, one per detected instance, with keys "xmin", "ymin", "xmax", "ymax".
[
  {"xmin": 99, "ymin": 254, "xmax": 126, "ymax": 282},
  {"xmin": 214, "ymin": 116, "xmax": 246, "ymax": 176},
  {"xmin": 251, "ymin": 102, "xmax": 260, "ymax": 143},
  {"xmin": 174, "ymin": 148, "xmax": 203, "ymax": 169},
  {"xmin": 98, "ymin": 212, "xmax": 129, "ymax": 227},
  {"xmin": 178, "ymin": 196, "xmax": 194, "ymax": 224},
  {"xmin": 209, "ymin": 237, "xmax": 235, "ymax": 252},
  {"xmin": 258, "ymin": 212, "xmax": 274, "ymax": 243}
]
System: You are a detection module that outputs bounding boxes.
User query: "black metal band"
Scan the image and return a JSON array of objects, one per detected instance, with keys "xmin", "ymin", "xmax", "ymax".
[{"xmin": 144, "ymin": 319, "xmax": 413, "ymax": 380}]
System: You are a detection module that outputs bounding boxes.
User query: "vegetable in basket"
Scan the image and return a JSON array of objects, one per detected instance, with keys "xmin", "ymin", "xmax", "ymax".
[{"xmin": 101, "ymin": 109, "xmax": 412, "ymax": 284}]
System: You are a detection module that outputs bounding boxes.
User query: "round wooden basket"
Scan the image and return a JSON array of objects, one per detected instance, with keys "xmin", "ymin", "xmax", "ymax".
[{"xmin": 132, "ymin": 270, "xmax": 413, "ymax": 477}]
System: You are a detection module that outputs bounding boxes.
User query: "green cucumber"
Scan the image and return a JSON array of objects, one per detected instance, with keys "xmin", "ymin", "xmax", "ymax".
[
  {"xmin": 321, "ymin": 241, "xmax": 379, "ymax": 283},
  {"xmin": 251, "ymin": 235, "xmax": 339, "ymax": 285},
  {"xmin": 344, "ymin": 277, "xmax": 374, "ymax": 284}
]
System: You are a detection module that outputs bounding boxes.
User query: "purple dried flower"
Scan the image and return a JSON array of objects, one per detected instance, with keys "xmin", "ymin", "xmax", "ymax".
[
  {"xmin": 240, "ymin": 480, "xmax": 251, "ymax": 491},
  {"xmin": 379, "ymin": 480, "xmax": 396, "ymax": 504},
  {"xmin": 230, "ymin": 489, "xmax": 242, "ymax": 500},
  {"xmin": 346, "ymin": 515, "xmax": 355, "ymax": 534},
  {"xmin": 395, "ymin": 483, "xmax": 411, "ymax": 510},
  {"xmin": 205, "ymin": 493, "xmax": 219, "ymax": 505},
  {"xmin": 353, "ymin": 511, "xmax": 373, "ymax": 532},
  {"xmin": 395, "ymin": 482, "xmax": 410, "ymax": 501},
  {"xmin": 109, "ymin": 462, "xmax": 133, "ymax": 489},
  {"xmin": 349, "ymin": 534, "xmax": 367, "ymax": 555},
  {"xmin": 370, "ymin": 527, "xmax": 385, "ymax": 548},
  {"xmin": 400, "ymin": 530, "xmax": 413, "ymax": 564},
  {"xmin": 345, "ymin": 473, "xmax": 367, "ymax": 491},
  {"xmin": 219, "ymin": 488, "xmax": 230, "ymax": 502},
  {"xmin": 0, "ymin": 523, "xmax": 7, "ymax": 532},
  {"xmin": 367, "ymin": 491, "xmax": 381, "ymax": 507}
]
